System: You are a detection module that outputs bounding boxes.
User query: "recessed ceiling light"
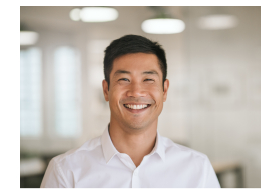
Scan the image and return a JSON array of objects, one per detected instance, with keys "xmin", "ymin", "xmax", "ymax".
[
  {"xmin": 20, "ymin": 31, "xmax": 39, "ymax": 46},
  {"xmin": 197, "ymin": 14, "xmax": 238, "ymax": 30},
  {"xmin": 79, "ymin": 7, "xmax": 118, "ymax": 22},
  {"xmin": 141, "ymin": 18, "xmax": 185, "ymax": 34},
  {"xmin": 70, "ymin": 8, "xmax": 81, "ymax": 21}
]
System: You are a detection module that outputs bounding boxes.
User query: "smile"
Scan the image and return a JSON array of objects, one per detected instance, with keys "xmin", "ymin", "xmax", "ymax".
[{"xmin": 123, "ymin": 104, "xmax": 151, "ymax": 110}]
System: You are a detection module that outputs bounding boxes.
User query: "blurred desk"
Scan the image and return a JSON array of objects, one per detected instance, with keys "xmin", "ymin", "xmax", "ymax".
[
  {"xmin": 20, "ymin": 158, "xmax": 46, "ymax": 188},
  {"xmin": 212, "ymin": 161, "xmax": 243, "ymax": 188}
]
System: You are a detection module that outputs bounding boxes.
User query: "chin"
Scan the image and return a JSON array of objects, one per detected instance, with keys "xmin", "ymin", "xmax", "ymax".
[{"xmin": 124, "ymin": 120, "xmax": 150, "ymax": 131}]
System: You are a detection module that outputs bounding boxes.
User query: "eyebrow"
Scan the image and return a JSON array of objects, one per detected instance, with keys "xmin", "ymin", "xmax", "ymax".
[
  {"xmin": 113, "ymin": 69, "xmax": 159, "ymax": 76},
  {"xmin": 142, "ymin": 70, "xmax": 159, "ymax": 75},
  {"xmin": 114, "ymin": 70, "xmax": 131, "ymax": 75}
]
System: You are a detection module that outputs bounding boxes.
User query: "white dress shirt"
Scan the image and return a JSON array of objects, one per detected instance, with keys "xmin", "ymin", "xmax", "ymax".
[{"xmin": 41, "ymin": 126, "xmax": 220, "ymax": 188}]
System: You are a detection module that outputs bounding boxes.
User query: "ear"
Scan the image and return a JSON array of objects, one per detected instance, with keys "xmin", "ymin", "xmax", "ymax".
[
  {"xmin": 102, "ymin": 80, "xmax": 109, "ymax": 101},
  {"xmin": 163, "ymin": 79, "xmax": 169, "ymax": 102}
]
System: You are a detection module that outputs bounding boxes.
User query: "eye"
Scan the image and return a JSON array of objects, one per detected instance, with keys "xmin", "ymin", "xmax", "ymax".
[
  {"xmin": 144, "ymin": 78, "xmax": 154, "ymax": 82},
  {"xmin": 118, "ymin": 78, "xmax": 129, "ymax": 82}
]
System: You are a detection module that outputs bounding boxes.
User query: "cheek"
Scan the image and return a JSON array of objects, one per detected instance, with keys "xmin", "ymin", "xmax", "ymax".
[
  {"xmin": 150, "ymin": 91, "xmax": 164, "ymax": 106},
  {"xmin": 109, "ymin": 89, "xmax": 124, "ymax": 104},
  {"xmin": 148, "ymin": 84, "xmax": 163, "ymax": 95},
  {"xmin": 146, "ymin": 82, "xmax": 163, "ymax": 91}
]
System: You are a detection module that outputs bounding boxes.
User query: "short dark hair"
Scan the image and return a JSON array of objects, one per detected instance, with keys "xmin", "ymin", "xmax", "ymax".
[{"xmin": 103, "ymin": 34, "xmax": 167, "ymax": 90}]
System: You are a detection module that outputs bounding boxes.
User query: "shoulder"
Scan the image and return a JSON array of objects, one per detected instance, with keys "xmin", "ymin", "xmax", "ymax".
[
  {"xmin": 41, "ymin": 136, "xmax": 102, "ymax": 188},
  {"xmin": 51, "ymin": 135, "xmax": 102, "ymax": 165},
  {"xmin": 158, "ymin": 136, "xmax": 220, "ymax": 188},
  {"xmin": 160, "ymin": 135, "xmax": 208, "ymax": 163}
]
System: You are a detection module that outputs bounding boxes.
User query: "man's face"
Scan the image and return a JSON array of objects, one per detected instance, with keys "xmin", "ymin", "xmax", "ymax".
[{"xmin": 102, "ymin": 53, "xmax": 169, "ymax": 131}]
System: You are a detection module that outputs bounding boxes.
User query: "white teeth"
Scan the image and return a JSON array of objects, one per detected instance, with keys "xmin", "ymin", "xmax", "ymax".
[{"xmin": 124, "ymin": 104, "xmax": 148, "ymax": 109}]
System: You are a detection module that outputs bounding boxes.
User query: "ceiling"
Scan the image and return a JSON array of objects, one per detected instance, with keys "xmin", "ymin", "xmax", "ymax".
[{"xmin": 20, "ymin": 6, "xmax": 185, "ymax": 34}]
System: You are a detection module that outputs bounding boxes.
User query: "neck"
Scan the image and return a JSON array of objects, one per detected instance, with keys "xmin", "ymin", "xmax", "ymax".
[{"xmin": 109, "ymin": 119, "xmax": 157, "ymax": 167}]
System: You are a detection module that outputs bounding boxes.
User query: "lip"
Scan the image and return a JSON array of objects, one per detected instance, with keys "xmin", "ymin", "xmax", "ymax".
[{"xmin": 123, "ymin": 104, "xmax": 151, "ymax": 114}]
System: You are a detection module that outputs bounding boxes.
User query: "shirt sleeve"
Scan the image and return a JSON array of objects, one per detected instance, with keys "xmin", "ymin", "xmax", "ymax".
[
  {"xmin": 40, "ymin": 158, "xmax": 69, "ymax": 188},
  {"xmin": 203, "ymin": 157, "xmax": 221, "ymax": 188}
]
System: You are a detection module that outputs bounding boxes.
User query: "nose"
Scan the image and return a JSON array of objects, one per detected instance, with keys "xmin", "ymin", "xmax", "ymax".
[{"xmin": 126, "ymin": 82, "xmax": 147, "ymax": 98}]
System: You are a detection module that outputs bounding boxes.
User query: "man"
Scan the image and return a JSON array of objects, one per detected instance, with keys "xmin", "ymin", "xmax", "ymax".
[{"xmin": 41, "ymin": 35, "xmax": 220, "ymax": 188}]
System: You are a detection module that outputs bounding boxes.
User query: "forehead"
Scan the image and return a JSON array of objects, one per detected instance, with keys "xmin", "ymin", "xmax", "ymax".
[{"xmin": 111, "ymin": 53, "xmax": 162, "ymax": 74}]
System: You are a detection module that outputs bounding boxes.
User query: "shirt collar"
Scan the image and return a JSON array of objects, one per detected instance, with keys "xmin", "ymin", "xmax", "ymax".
[
  {"xmin": 101, "ymin": 124, "xmax": 166, "ymax": 164},
  {"xmin": 150, "ymin": 131, "xmax": 166, "ymax": 162},
  {"xmin": 101, "ymin": 124, "xmax": 119, "ymax": 164}
]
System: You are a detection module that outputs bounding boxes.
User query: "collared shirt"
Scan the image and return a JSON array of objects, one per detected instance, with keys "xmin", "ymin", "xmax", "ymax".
[{"xmin": 40, "ymin": 126, "xmax": 220, "ymax": 188}]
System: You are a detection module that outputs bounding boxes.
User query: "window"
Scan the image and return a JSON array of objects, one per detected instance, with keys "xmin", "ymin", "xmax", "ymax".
[
  {"xmin": 53, "ymin": 46, "xmax": 81, "ymax": 137},
  {"xmin": 20, "ymin": 47, "xmax": 42, "ymax": 137}
]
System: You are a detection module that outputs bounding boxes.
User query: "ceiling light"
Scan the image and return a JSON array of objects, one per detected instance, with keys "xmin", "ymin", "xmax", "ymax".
[
  {"xmin": 142, "ymin": 18, "xmax": 185, "ymax": 34},
  {"xmin": 70, "ymin": 8, "xmax": 81, "ymax": 21},
  {"xmin": 197, "ymin": 14, "xmax": 238, "ymax": 30},
  {"xmin": 79, "ymin": 7, "xmax": 118, "ymax": 22},
  {"xmin": 20, "ymin": 31, "xmax": 39, "ymax": 46}
]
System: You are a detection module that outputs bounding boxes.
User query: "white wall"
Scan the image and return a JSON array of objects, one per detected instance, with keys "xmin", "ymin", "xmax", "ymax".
[{"xmin": 183, "ymin": 6, "xmax": 261, "ymax": 187}]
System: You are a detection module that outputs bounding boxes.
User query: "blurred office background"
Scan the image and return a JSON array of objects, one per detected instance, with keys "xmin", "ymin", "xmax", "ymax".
[{"xmin": 20, "ymin": 6, "xmax": 261, "ymax": 188}]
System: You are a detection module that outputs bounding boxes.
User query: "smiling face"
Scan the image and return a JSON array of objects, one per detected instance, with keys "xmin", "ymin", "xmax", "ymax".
[{"xmin": 102, "ymin": 53, "xmax": 169, "ymax": 133}]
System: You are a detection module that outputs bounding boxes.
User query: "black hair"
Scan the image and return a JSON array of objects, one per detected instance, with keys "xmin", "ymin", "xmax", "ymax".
[{"xmin": 103, "ymin": 34, "xmax": 167, "ymax": 90}]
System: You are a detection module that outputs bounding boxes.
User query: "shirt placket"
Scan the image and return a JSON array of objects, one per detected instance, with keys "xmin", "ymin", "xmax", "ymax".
[
  {"xmin": 131, "ymin": 168, "xmax": 140, "ymax": 188},
  {"xmin": 117, "ymin": 153, "xmax": 141, "ymax": 188}
]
